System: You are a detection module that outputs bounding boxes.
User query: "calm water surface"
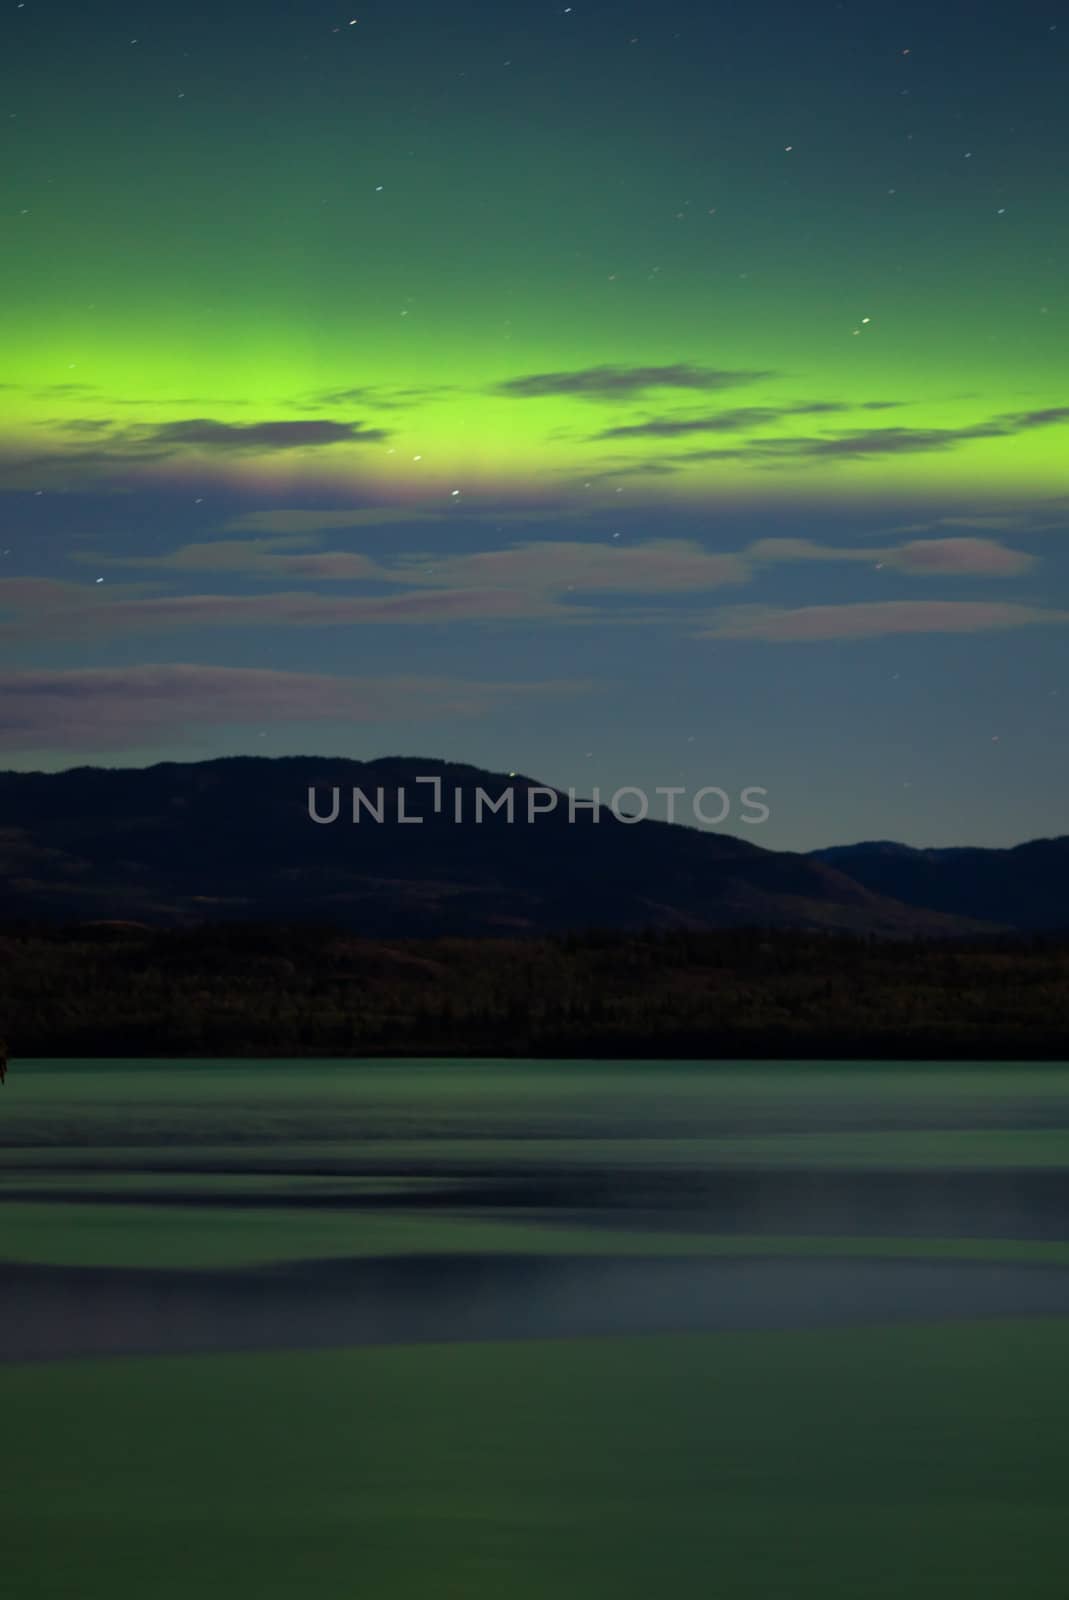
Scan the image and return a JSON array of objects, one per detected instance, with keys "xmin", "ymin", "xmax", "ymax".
[{"xmin": 4, "ymin": 1059, "xmax": 1069, "ymax": 1361}]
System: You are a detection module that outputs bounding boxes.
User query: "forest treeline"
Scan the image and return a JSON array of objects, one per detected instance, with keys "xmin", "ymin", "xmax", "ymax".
[{"xmin": 1, "ymin": 920, "xmax": 1068, "ymax": 1060}]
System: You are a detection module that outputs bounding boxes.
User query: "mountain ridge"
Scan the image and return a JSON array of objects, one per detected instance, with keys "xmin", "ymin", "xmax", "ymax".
[{"xmin": 1, "ymin": 755, "xmax": 1063, "ymax": 937}]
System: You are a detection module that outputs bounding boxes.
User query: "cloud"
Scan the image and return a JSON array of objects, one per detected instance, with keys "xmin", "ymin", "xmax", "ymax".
[
  {"xmin": 0, "ymin": 577, "xmax": 142, "ymax": 611},
  {"xmin": 309, "ymin": 384, "xmax": 456, "ymax": 409},
  {"xmin": 0, "ymin": 419, "xmax": 392, "ymax": 484},
  {"xmin": 887, "ymin": 538, "xmax": 1033, "ymax": 577},
  {"xmin": 670, "ymin": 405, "xmax": 1069, "ymax": 466},
  {"xmin": 222, "ymin": 507, "xmax": 555, "ymax": 536},
  {"xmin": 61, "ymin": 527, "xmax": 1034, "ymax": 649},
  {"xmin": 751, "ymin": 425, "xmax": 1006, "ymax": 459},
  {"xmin": 567, "ymin": 460, "xmax": 685, "ymax": 484},
  {"xmin": 592, "ymin": 402, "xmax": 877, "ymax": 441},
  {"xmin": 0, "ymin": 665, "xmax": 586, "ymax": 751},
  {"xmin": 746, "ymin": 535, "xmax": 1034, "ymax": 577},
  {"xmin": 78, "ymin": 538, "xmax": 752, "ymax": 596},
  {"xmin": 0, "ymin": 583, "xmax": 580, "ymax": 639},
  {"xmin": 887, "ymin": 513, "xmax": 1036, "ymax": 535},
  {"xmin": 307, "ymin": 387, "xmax": 380, "ymax": 406},
  {"xmin": 396, "ymin": 540, "xmax": 749, "ymax": 594},
  {"xmin": 225, "ymin": 510, "xmax": 418, "ymax": 535},
  {"xmin": 236, "ymin": 550, "xmax": 386, "ymax": 581},
  {"xmin": 494, "ymin": 364, "xmax": 772, "ymax": 401},
  {"xmin": 147, "ymin": 418, "xmax": 390, "ymax": 450},
  {"xmin": 416, "ymin": 540, "xmax": 742, "ymax": 592},
  {"xmin": 888, "ymin": 510, "xmax": 1067, "ymax": 538},
  {"xmin": 84, "ymin": 537, "xmax": 372, "ymax": 578},
  {"xmin": 1001, "ymin": 407, "xmax": 1069, "ymax": 430},
  {"xmin": 3, "ymin": 536, "xmax": 756, "ymax": 644},
  {"xmin": 701, "ymin": 600, "xmax": 1069, "ymax": 643}
]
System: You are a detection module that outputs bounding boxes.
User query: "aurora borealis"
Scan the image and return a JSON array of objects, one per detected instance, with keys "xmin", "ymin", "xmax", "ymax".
[{"xmin": 1, "ymin": 0, "xmax": 1067, "ymax": 846}]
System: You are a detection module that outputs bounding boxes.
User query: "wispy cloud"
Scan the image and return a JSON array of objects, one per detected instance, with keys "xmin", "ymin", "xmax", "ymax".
[
  {"xmin": 222, "ymin": 508, "xmax": 557, "ymax": 536},
  {"xmin": 395, "ymin": 540, "xmax": 751, "ymax": 593},
  {"xmin": 78, "ymin": 538, "xmax": 752, "ymax": 595},
  {"xmin": 1003, "ymin": 407, "xmax": 1069, "ymax": 430},
  {"xmin": 0, "ymin": 580, "xmax": 581, "ymax": 638},
  {"xmin": 747, "ymin": 535, "xmax": 1034, "ymax": 577},
  {"xmin": 887, "ymin": 510, "xmax": 1067, "ymax": 538},
  {"xmin": 669, "ymin": 405, "xmax": 1069, "ymax": 466},
  {"xmin": 701, "ymin": 600, "xmax": 1069, "ymax": 642},
  {"xmin": 886, "ymin": 538, "xmax": 1033, "ymax": 576},
  {"xmin": 57, "ymin": 530, "xmax": 1036, "ymax": 651},
  {"xmin": 147, "ymin": 418, "xmax": 390, "ymax": 450},
  {"xmin": 591, "ymin": 401, "xmax": 904, "ymax": 441},
  {"xmin": 747, "ymin": 424, "xmax": 1006, "ymax": 459},
  {"xmin": 308, "ymin": 384, "xmax": 457, "ymax": 409},
  {"xmin": 85, "ymin": 537, "xmax": 375, "ymax": 578},
  {"xmin": 494, "ymin": 364, "xmax": 773, "ymax": 401},
  {"xmin": 0, "ymin": 665, "xmax": 586, "ymax": 750},
  {"xmin": 5, "ymin": 417, "xmax": 391, "ymax": 475}
]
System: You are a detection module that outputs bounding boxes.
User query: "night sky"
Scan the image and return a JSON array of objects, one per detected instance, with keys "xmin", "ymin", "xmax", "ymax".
[{"xmin": 2, "ymin": 0, "xmax": 1067, "ymax": 848}]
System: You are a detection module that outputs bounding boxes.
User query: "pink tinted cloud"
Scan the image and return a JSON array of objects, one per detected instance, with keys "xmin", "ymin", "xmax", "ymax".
[
  {"xmin": 702, "ymin": 600, "xmax": 1069, "ymax": 642},
  {"xmin": 0, "ymin": 665, "xmax": 584, "ymax": 750},
  {"xmin": 402, "ymin": 540, "xmax": 749, "ymax": 593},
  {"xmin": 887, "ymin": 537, "xmax": 1034, "ymax": 576},
  {"xmin": 94, "ymin": 537, "xmax": 750, "ymax": 594},
  {"xmin": 745, "ymin": 535, "xmax": 1034, "ymax": 576},
  {"xmin": 0, "ymin": 582, "xmax": 575, "ymax": 639}
]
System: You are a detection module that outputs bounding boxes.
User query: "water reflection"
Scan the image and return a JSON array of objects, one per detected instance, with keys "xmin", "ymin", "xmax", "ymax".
[
  {"xmin": 5, "ymin": 1063, "xmax": 1069, "ymax": 1364},
  {"xmin": 8, "ymin": 1165, "xmax": 1069, "ymax": 1239},
  {"xmin": 6, "ymin": 1253, "xmax": 1069, "ymax": 1363}
]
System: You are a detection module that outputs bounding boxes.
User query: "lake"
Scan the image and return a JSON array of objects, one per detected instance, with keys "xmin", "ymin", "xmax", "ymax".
[{"xmin": 4, "ymin": 1059, "xmax": 1069, "ymax": 1596}]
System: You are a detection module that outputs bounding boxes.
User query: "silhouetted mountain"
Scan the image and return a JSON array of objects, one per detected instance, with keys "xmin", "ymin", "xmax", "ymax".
[
  {"xmin": 810, "ymin": 838, "xmax": 1069, "ymax": 932},
  {"xmin": 0, "ymin": 756, "xmax": 997, "ymax": 938}
]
